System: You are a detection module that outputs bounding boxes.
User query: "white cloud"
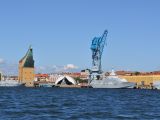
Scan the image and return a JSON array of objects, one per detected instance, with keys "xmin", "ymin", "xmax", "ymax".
[
  {"xmin": 36, "ymin": 64, "xmax": 79, "ymax": 73},
  {"xmin": 0, "ymin": 60, "xmax": 80, "ymax": 75},
  {"xmin": 64, "ymin": 64, "xmax": 78, "ymax": 70}
]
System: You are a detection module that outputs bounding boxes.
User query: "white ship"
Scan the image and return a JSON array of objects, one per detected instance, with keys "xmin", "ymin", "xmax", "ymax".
[
  {"xmin": 90, "ymin": 70, "xmax": 136, "ymax": 89},
  {"xmin": 0, "ymin": 79, "xmax": 23, "ymax": 87}
]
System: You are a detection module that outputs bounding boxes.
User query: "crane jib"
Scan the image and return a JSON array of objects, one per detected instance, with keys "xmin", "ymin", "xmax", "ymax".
[{"xmin": 91, "ymin": 30, "xmax": 108, "ymax": 73}]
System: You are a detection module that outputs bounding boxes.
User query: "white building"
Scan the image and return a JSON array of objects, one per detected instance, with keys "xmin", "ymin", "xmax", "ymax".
[{"xmin": 55, "ymin": 76, "xmax": 77, "ymax": 85}]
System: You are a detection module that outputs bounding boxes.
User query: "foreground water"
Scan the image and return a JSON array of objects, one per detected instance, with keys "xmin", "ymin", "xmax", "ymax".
[{"xmin": 0, "ymin": 88, "xmax": 160, "ymax": 120}]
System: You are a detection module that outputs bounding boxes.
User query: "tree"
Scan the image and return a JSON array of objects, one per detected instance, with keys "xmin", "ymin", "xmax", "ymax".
[
  {"xmin": 75, "ymin": 77, "xmax": 87, "ymax": 83},
  {"xmin": 134, "ymin": 71, "xmax": 140, "ymax": 76}
]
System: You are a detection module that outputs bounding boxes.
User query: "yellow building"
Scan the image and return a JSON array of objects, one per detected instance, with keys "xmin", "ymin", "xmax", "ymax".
[
  {"xmin": 121, "ymin": 75, "xmax": 160, "ymax": 87},
  {"xmin": 19, "ymin": 46, "xmax": 35, "ymax": 87}
]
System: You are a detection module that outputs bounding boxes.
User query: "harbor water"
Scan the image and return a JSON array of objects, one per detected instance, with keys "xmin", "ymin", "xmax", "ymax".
[{"xmin": 0, "ymin": 87, "xmax": 160, "ymax": 120}]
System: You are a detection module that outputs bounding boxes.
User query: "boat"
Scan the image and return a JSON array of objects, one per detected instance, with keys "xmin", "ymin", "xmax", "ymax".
[
  {"xmin": 0, "ymin": 79, "xmax": 23, "ymax": 87},
  {"xmin": 39, "ymin": 83, "xmax": 55, "ymax": 87},
  {"xmin": 89, "ymin": 70, "xmax": 136, "ymax": 89},
  {"xmin": 153, "ymin": 81, "xmax": 160, "ymax": 89}
]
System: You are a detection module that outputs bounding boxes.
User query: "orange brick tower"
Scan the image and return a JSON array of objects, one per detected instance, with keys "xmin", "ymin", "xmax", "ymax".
[{"xmin": 19, "ymin": 46, "xmax": 35, "ymax": 87}]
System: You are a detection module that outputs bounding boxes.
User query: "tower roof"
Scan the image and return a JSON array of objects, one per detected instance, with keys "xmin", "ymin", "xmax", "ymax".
[{"xmin": 19, "ymin": 46, "xmax": 34, "ymax": 68}]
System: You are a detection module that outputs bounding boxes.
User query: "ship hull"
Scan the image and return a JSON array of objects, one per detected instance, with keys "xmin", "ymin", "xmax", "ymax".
[
  {"xmin": 0, "ymin": 80, "xmax": 24, "ymax": 87},
  {"xmin": 90, "ymin": 80, "xmax": 135, "ymax": 89}
]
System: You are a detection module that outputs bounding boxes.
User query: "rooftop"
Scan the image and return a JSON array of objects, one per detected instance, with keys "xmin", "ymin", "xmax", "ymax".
[{"xmin": 19, "ymin": 46, "xmax": 34, "ymax": 68}]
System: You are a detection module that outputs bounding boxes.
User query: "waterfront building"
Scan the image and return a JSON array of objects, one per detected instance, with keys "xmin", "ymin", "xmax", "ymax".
[
  {"xmin": 35, "ymin": 74, "xmax": 49, "ymax": 82},
  {"xmin": 119, "ymin": 75, "xmax": 160, "ymax": 89},
  {"xmin": 81, "ymin": 69, "xmax": 90, "ymax": 80},
  {"xmin": 55, "ymin": 76, "xmax": 77, "ymax": 85},
  {"xmin": 49, "ymin": 73, "xmax": 61, "ymax": 82},
  {"xmin": 115, "ymin": 70, "xmax": 160, "ymax": 87},
  {"xmin": 121, "ymin": 75, "xmax": 160, "ymax": 86},
  {"xmin": 63, "ymin": 72, "xmax": 81, "ymax": 78},
  {"xmin": 18, "ymin": 46, "xmax": 35, "ymax": 87}
]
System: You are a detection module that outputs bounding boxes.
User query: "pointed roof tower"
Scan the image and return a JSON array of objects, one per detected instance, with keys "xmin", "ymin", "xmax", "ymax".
[{"xmin": 19, "ymin": 45, "xmax": 34, "ymax": 68}]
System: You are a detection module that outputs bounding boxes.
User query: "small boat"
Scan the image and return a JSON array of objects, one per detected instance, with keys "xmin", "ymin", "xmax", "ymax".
[
  {"xmin": 39, "ymin": 83, "xmax": 54, "ymax": 87},
  {"xmin": 0, "ymin": 79, "xmax": 23, "ymax": 87}
]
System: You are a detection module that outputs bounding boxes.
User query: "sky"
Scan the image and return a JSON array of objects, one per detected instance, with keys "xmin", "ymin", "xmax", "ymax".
[{"xmin": 0, "ymin": 0, "xmax": 160, "ymax": 75}]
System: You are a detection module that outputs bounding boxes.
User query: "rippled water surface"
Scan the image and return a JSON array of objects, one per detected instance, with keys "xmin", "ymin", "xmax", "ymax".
[{"xmin": 0, "ymin": 87, "xmax": 160, "ymax": 120}]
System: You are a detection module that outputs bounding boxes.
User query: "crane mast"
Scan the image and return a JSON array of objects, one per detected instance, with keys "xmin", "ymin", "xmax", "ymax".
[
  {"xmin": 88, "ymin": 30, "xmax": 108, "ymax": 83},
  {"xmin": 91, "ymin": 30, "xmax": 108, "ymax": 74}
]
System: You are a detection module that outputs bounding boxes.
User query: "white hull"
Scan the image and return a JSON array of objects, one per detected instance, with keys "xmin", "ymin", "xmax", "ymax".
[
  {"xmin": 0, "ymin": 80, "xmax": 23, "ymax": 87},
  {"xmin": 90, "ymin": 70, "xmax": 136, "ymax": 89},
  {"xmin": 90, "ymin": 80, "xmax": 135, "ymax": 88}
]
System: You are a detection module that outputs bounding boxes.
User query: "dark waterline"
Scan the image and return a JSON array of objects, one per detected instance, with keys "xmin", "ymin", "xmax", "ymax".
[{"xmin": 0, "ymin": 87, "xmax": 160, "ymax": 120}]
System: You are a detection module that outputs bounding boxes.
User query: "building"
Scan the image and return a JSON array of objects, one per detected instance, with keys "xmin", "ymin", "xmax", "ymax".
[
  {"xmin": 116, "ymin": 71, "xmax": 160, "ymax": 88},
  {"xmin": 35, "ymin": 74, "xmax": 49, "ymax": 82},
  {"xmin": 18, "ymin": 46, "xmax": 35, "ymax": 87},
  {"xmin": 49, "ymin": 73, "xmax": 61, "ymax": 83},
  {"xmin": 116, "ymin": 71, "xmax": 133, "ymax": 76},
  {"xmin": 55, "ymin": 76, "xmax": 77, "ymax": 85},
  {"xmin": 80, "ymin": 69, "xmax": 90, "ymax": 80},
  {"xmin": 121, "ymin": 75, "xmax": 160, "ymax": 87},
  {"xmin": 63, "ymin": 72, "xmax": 81, "ymax": 78}
]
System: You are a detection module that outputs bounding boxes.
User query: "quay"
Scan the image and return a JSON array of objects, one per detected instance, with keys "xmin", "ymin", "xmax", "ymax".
[
  {"xmin": 34, "ymin": 81, "xmax": 88, "ymax": 88},
  {"xmin": 33, "ymin": 80, "xmax": 157, "ymax": 89}
]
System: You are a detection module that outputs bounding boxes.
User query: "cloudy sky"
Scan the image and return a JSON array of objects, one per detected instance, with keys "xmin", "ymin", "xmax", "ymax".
[{"xmin": 0, "ymin": 0, "xmax": 160, "ymax": 75}]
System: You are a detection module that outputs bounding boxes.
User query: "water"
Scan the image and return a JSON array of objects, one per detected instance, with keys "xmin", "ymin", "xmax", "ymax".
[{"xmin": 0, "ymin": 87, "xmax": 160, "ymax": 120}]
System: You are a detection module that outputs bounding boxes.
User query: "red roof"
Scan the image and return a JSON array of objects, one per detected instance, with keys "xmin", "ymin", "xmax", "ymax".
[{"xmin": 35, "ymin": 74, "xmax": 49, "ymax": 77}]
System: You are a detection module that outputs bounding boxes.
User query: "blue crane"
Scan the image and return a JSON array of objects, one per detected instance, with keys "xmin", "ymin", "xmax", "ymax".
[{"xmin": 91, "ymin": 30, "xmax": 108, "ymax": 74}]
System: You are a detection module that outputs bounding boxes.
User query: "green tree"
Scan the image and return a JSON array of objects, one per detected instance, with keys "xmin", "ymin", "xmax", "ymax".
[
  {"xmin": 75, "ymin": 77, "xmax": 87, "ymax": 83},
  {"xmin": 134, "ymin": 71, "xmax": 140, "ymax": 76}
]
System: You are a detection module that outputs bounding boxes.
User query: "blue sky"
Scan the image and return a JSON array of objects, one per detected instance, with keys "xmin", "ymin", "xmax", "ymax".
[{"xmin": 0, "ymin": 0, "xmax": 160, "ymax": 74}]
